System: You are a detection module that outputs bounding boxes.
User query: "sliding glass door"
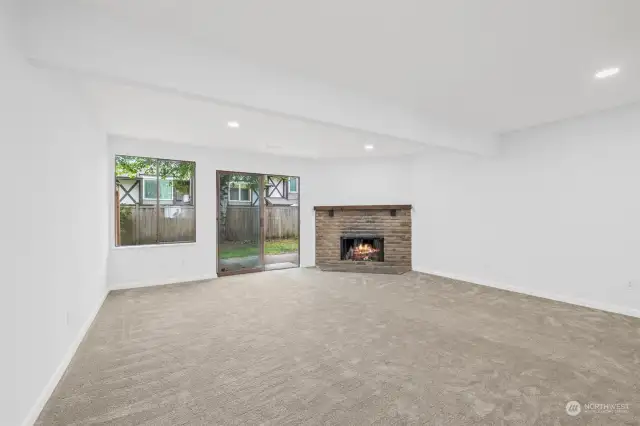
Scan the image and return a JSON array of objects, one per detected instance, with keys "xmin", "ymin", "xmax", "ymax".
[
  {"xmin": 217, "ymin": 171, "xmax": 264, "ymax": 275},
  {"xmin": 217, "ymin": 171, "xmax": 300, "ymax": 276},
  {"xmin": 263, "ymin": 176, "xmax": 300, "ymax": 271}
]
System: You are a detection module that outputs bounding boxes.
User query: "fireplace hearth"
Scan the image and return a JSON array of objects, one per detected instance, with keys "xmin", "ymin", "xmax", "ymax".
[{"xmin": 341, "ymin": 235, "xmax": 384, "ymax": 262}]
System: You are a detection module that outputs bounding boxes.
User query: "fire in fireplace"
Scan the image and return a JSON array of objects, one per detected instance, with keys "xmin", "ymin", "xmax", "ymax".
[{"xmin": 340, "ymin": 235, "xmax": 384, "ymax": 262}]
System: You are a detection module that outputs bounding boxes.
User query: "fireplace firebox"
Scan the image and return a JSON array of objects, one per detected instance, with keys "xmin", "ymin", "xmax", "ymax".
[{"xmin": 340, "ymin": 235, "xmax": 384, "ymax": 262}]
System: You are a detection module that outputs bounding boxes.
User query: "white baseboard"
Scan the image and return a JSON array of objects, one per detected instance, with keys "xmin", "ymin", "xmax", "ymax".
[
  {"xmin": 22, "ymin": 290, "xmax": 109, "ymax": 426},
  {"xmin": 108, "ymin": 275, "xmax": 217, "ymax": 291},
  {"xmin": 413, "ymin": 266, "xmax": 640, "ymax": 319}
]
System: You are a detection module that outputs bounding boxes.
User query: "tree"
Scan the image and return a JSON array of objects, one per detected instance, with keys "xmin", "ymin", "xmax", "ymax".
[
  {"xmin": 115, "ymin": 155, "xmax": 195, "ymax": 193},
  {"xmin": 218, "ymin": 174, "xmax": 289, "ymax": 241},
  {"xmin": 218, "ymin": 173, "xmax": 259, "ymax": 241}
]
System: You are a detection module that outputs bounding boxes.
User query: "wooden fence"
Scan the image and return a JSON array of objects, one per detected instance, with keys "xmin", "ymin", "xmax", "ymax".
[
  {"xmin": 223, "ymin": 206, "xmax": 299, "ymax": 241},
  {"xmin": 117, "ymin": 204, "xmax": 298, "ymax": 245},
  {"xmin": 118, "ymin": 205, "xmax": 196, "ymax": 246},
  {"xmin": 265, "ymin": 206, "xmax": 299, "ymax": 240}
]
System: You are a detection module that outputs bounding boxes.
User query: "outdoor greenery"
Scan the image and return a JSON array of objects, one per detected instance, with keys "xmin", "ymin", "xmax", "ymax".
[
  {"xmin": 115, "ymin": 155, "xmax": 194, "ymax": 193},
  {"xmin": 264, "ymin": 239, "xmax": 299, "ymax": 254},
  {"xmin": 219, "ymin": 239, "xmax": 299, "ymax": 259},
  {"xmin": 218, "ymin": 174, "xmax": 292, "ymax": 202},
  {"xmin": 115, "ymin": 155, "xmax": 196, "ymax": 246}
]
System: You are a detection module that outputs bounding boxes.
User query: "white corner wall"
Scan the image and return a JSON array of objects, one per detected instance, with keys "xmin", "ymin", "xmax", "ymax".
[
  {"xmin": 106, "ymin": 136, "xmax": 317, "ymax": 289},
  {"xmin": 411, "ymin": 104, "xmax": 640, "ymax": 317},
  {"xmin": 1, "ymin": 2, "xmax": 109, "ymax": 424}
]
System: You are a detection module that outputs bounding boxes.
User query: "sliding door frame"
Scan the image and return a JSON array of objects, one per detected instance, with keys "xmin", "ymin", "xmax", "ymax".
[{"xmin": 216, "ymin": 170, "xmax": 300, "ymax": 277}]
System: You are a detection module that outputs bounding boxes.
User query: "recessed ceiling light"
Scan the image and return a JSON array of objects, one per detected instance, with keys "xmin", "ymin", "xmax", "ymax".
[
  {"xmin": 364, "ymin": 144, "xmax": 374, "ymax": 151},
  {"xmin": 594, "ymin": 67, "xmax": 620, "ymax": 79},
  {"xmin": 227, "ymin": 121, "xmax": 240, "ymax": 128}
]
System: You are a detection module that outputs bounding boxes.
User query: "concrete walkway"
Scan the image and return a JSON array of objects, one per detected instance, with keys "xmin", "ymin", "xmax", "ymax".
[{"xmin": 219, "ymin": 252, "xmax": 299, "ymax": 271}]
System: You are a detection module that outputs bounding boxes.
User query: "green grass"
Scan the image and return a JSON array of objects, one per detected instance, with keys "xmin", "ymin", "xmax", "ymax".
[
  {"xmin": 219, "ymin": 239, "xmax": 298, "ymax": 259},
  {"xmin": 265, "ymin": 239, "xmax": 299, "ymax": 255},
  {"xmin": 219, "ymin": 244, "xmax": 259, "ymax": 259}
]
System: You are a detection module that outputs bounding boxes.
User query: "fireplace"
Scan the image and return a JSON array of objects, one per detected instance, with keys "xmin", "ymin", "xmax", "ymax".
[
  {"xmin": 314, "ymin": 205, "xmax": 411, "ymax": 274},
  {"xmin": 341, "ymin": 235, "xmax": 384, "ymax": 262}
]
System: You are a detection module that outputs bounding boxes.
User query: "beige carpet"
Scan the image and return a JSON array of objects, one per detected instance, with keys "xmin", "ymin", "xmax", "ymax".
[{"xmin": 37, "ymin": 269, "xmax": 639, "ymax": 425}]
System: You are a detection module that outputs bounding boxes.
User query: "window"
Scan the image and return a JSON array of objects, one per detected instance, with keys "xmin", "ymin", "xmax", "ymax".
[
  {"xmin": 115, "ymin": 155, "xmax": 195, "ymax": 246},
  {"xmin": 229, "ymin": 181, "xmax": 251, "ymax": 202},
  {"xmin": 143, "ymin": 178, "xmax": 174, "ymax": 201},
  {"xmin": 289, "ymin": 177, "xmax": 298, "ymax": 193}
]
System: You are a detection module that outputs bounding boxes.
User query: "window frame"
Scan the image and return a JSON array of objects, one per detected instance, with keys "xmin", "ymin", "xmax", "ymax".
[
  {"xmin": 288, "ymin": 177, "xmax": 298, "ymax": 193},
  {"xmin": 229, "ymin": 181, "xmax": 252, "ymax": 203},
  {"xmin": 114, "ymin": 155, "xmax": 196, "ymax": 247},
  {"xmin": 142, "ymin": 177, "xmax": 174, "ymax": 202}
]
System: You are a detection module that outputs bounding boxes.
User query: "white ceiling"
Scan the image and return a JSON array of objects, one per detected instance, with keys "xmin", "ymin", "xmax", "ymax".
[
  {"xmin": 68, "ymin": 0, "xmax": 640, "ymax": 133},
  {"xmin": 82, "ymin": 80, "xmax": 427, "ymax": 158}
]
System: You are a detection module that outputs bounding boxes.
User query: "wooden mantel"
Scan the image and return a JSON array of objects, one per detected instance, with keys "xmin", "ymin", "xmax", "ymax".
[
  {"xmin": 314, "ymin": 204, "xmax": 412, "ymax": 217},
  {"xmin": 314, "ymin": 205, "xmax": 412, "ymax": 211}
]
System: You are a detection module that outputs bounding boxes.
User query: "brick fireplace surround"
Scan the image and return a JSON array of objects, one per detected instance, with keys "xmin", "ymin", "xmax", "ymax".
[{"xmin": 314, "ymin": 205, "xmax": 412, "ymax": 274}]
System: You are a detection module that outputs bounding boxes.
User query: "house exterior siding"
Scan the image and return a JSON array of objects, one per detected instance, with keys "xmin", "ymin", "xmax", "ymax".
[{"xmin": 116, "ymin": 177, "xmax": 192, "ymax": 206}]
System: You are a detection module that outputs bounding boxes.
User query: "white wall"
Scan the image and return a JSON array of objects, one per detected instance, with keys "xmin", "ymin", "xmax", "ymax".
[
  {"xmin": 107, "ymin": 136, "xmax": 316, "ymax": 289},
  {"xmin": 306, "ymin": 157, "xmax": 413, "ymax": 206},
  {"xmin": 1, "ymin": 2, "xmax": 109, "ymax": 424},
  {"xmin": 411, "ymin": 104, "xmax": 640, "ymax": 317}
]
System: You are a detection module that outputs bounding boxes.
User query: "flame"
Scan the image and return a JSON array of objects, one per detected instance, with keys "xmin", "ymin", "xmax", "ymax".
[{"xmin": 352, "ymin": 243, "xmax": 380, "ymax": 260}]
